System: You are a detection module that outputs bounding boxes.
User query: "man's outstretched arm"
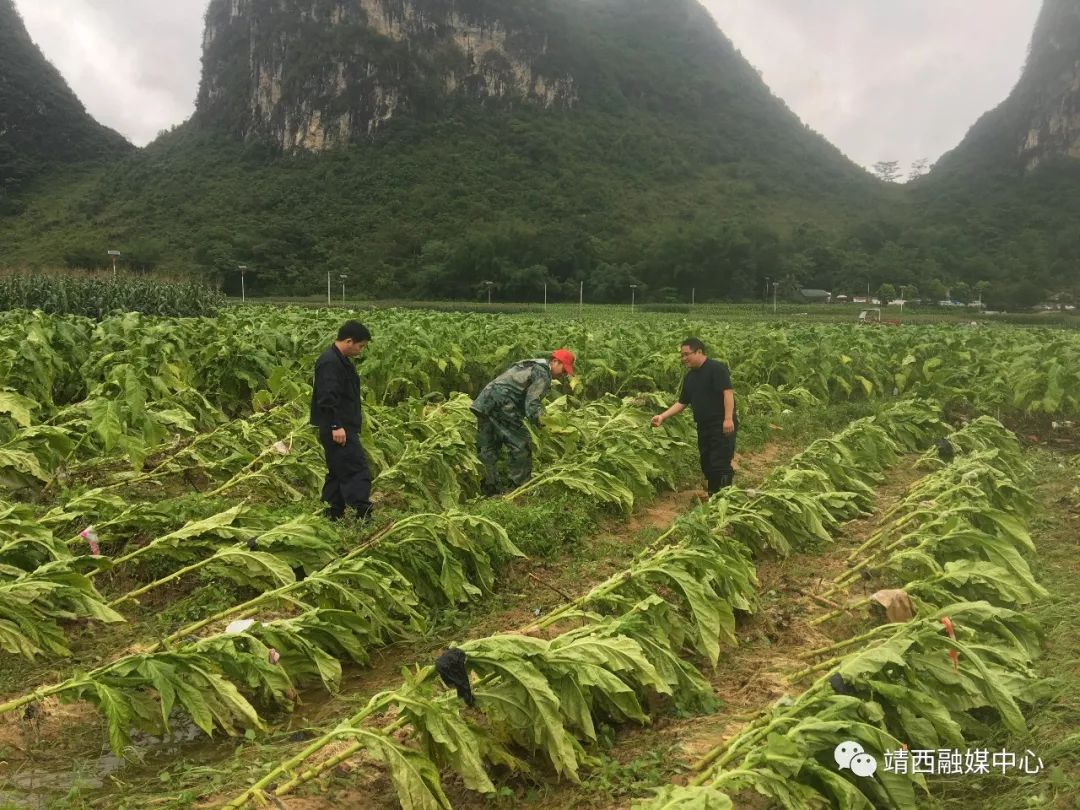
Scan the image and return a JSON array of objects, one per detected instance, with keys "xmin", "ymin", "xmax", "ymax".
[{"xmin": 651, "ymin": 402, "xmax": 685, "ymax": 427}]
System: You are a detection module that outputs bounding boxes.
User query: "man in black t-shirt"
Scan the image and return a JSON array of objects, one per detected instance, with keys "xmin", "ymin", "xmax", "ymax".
[
  {"xmin": 651, "ymin": 337, "xmax": 737, "ymax": 495},
  {"xmin": 309, "ymin": 321, "xmax": 374, "ymax": 521}
]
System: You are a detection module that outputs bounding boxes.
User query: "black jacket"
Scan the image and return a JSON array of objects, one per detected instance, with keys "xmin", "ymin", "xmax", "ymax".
[{"xmin": 309, "ymin": 345, "xmax": 362, "ymax": 431}]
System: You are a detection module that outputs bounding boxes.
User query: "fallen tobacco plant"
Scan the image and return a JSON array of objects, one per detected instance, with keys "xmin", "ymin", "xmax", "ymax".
[
  {"xmin": 1, "ymin": 396, "xmax": 697, "ymax": 669},
  {"xmin": 219, "ymin": 402, "xmax": 944, "ymax": 808},
  {"xmin": 634, "ymin": 416, "xmax": 1045, "ymax": 809},
  {"xmin": 503, "ymin": 393, "xmax": 696, "ymax": 511},
  {"xmin": 0, "ymin": 512, "xmax": 519, "ymax": 748},
  {"xmin": 651, "ymin": 601, "xmax": 1043, "ymax": 810}
]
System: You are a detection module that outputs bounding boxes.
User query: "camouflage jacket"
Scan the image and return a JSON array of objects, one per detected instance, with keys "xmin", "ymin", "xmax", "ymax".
[{"xmin": 470, "ymin": 359, "xmax": 552, "ymax": 422}]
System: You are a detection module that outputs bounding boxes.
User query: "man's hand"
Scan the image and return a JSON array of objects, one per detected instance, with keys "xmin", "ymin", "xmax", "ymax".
[
  {"xmin": 650, "ymin": 414, "xmax": 665, "ymax": 428},
  {"xmin": 723, "ymin": 419, "xmax": 735, "ymax": 435},
  {"xmin": 332, "ymin": 428, "xmax": 347, "ymax": 446}
]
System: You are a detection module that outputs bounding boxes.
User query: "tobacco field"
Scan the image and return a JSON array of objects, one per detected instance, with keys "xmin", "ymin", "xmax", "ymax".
[{"xmin": 0, "ymin": 306, "xmax": 1077, "ymax": 810}]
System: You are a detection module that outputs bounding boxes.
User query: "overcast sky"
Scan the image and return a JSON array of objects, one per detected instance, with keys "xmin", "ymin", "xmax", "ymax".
[{"xmin": 14, "ymin": 0, "xmax": 1043, "ymax": 174}]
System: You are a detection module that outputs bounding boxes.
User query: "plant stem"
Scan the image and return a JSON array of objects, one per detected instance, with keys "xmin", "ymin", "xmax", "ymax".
[
  {"xmin": 690, "ymin": 681, "xmax": 829, "ymax": 779},
  {"xmin": 0, "ymin": 682, "xmax": 71, "ymax": 715},
  {"xmin": 226, "ymin": 672, "xmax": 437, "ymax": 808},
  {"xmin": 808, "ymin": 596, "xmax": 871, "ymax": 627},
  {"xmin": 109, "ymin": 557, "xmax": 211, "ymax": 607},
  {"xmin": 519, "ymin": 518, "xmax": 685, "ymax": 633},
  {"xmin": 788, "ymin": 626, "xmax": 901, "ymax": 681}
]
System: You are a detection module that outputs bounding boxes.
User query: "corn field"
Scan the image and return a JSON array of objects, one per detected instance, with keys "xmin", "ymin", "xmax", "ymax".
[{"xmin": 0, "ymin": 272, "xmax": 226, "ymax": 318}]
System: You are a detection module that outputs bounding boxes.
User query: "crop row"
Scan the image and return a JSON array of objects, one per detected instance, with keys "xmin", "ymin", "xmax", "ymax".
[
  {"xmin": 638, "ymin": 417, "xmax": 1040, "ymax": 809},
  {"xmin": 0, "ymin": 393, "xmax": 703, "ymax": 749},
  {"xmin": 217, "ymin": 400, "xmax": 947, "ymax": 808},
  {"xmin": 3, "ymin": 307, "xmax": 1076, "ymax": 491}
]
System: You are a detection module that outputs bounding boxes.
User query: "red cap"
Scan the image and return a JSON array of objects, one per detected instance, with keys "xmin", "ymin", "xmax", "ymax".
[{"xmin": 551, "ymin": 349, "xmax": 576, "ymax": 376}]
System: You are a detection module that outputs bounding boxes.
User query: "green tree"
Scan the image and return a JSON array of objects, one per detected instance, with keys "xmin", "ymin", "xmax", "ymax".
[
  {"xmin": 907, "ymin": 158, "xmax": 931, "ymax": 181},
  {"xmin": 835, "ymin": 249, "xmax": 872, "ymax": 297},
  {"xmin": 872, "ymin": 161, "xmax": 901, "ymax": 183},
  {"xmin": 924, "ymin": 278, "xmax": 948, "ymax": 302}
]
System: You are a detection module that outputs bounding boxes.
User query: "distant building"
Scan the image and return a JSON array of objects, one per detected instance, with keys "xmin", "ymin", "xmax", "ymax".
[{"xmin": 800, "ymin": 288, "xmax": 831, "ymax": 303}]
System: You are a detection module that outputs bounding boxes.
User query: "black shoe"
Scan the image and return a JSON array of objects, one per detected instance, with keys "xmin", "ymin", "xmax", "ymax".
[
  {"xmin": 342, "ymin": 506, "xmax": 374, "ymax": 525},
  {"xmin": 706, "ymin": 473, "xmax": 734, "ymax": 496}
]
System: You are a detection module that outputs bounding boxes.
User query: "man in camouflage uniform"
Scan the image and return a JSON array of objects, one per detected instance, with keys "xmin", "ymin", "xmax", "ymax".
[{"xmin": 471, "ymin": 348, "xmax": 575, "ymax": 495}]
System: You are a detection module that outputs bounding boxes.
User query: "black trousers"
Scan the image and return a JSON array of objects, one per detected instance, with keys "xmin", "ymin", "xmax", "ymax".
[
  {"xmin": 696, "ymin": 422, "xmax": 736, "ymax": 495},
  {"xmin": 318, "ymin": 428, "xmax": 373, "ymax": 519}
]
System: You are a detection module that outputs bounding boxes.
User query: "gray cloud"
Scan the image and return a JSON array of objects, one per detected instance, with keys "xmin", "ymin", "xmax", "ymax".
[
  {"xmin": 14, "ymin": 0, "xmax": 206, "ymax": 146},
  {"xmin": 15, "ymin": 0, "xmax": 1043, "ymax": 171},
  {"xmin": 702, "ymin": 0, "xmax": 1042, "ymax": 174}
]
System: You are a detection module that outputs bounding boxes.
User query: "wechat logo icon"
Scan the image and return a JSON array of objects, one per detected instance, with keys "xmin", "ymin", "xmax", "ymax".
[{"xmin": 835, "ymin": 741, "xmax": 878, "ymax": 777}]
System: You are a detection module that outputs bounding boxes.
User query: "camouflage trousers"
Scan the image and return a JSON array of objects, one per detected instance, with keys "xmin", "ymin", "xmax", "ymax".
[{"xmin": 475, "ymin": 411, "xmax": 532, "ymax": 489}]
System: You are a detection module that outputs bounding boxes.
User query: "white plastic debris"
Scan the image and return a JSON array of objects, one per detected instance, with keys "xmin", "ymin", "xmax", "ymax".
[
  {"xmin": 271, "ymin": 439, "xmax": 292, "ymax": 455},
  {"xmin": 225, "ymin": 619, "xmax": 256, "ymax": 634}
]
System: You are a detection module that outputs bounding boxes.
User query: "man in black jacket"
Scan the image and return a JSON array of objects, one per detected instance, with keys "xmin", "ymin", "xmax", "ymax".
[
  {"xmin": 309, "ymin": 321, "xmax": 373, "ymax": 521},
  {"xmin": 651, "ymin": 337, "xmax": 738, "ymax": 495}
]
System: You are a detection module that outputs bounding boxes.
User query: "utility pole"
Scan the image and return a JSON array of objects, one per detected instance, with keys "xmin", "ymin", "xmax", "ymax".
[
  {"xmin": 327, "ymin": 271, "xmax": 331, "ymax": 307},
  {"xmin": 543, "ymin": 281, "xmax": 548, "ymax": 314},
  {"xmin": 579, "ymin": 281, "xmax": 583, "ymax": 317},
  {"xmin": 691, "ymin": 287, "xmax": 695, "ymax": 306},
  {"xmin": 630, "ymin": 284, "xmax": 638, "ymax": 313},
  {"xmin": 484, "ymin": 280, "xmax": 493, "ymax": 305},
  {"xmin": 340, "ymin": 274, "xmax": 348, "ymax": 306},
  {"xmin": 764, "ymin": 277, "xmax": 770, "ymax": 313},
  {"xmin": 238, "ymin": 265, "xmax": 248, "ymax": 303},
  {"xmin": 108, "ymin": 250, "xmax": 121, "ymax": 279},
  {"xmin": 772, "ymin": 281, "xmax": 779, "ymax": 314}
]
